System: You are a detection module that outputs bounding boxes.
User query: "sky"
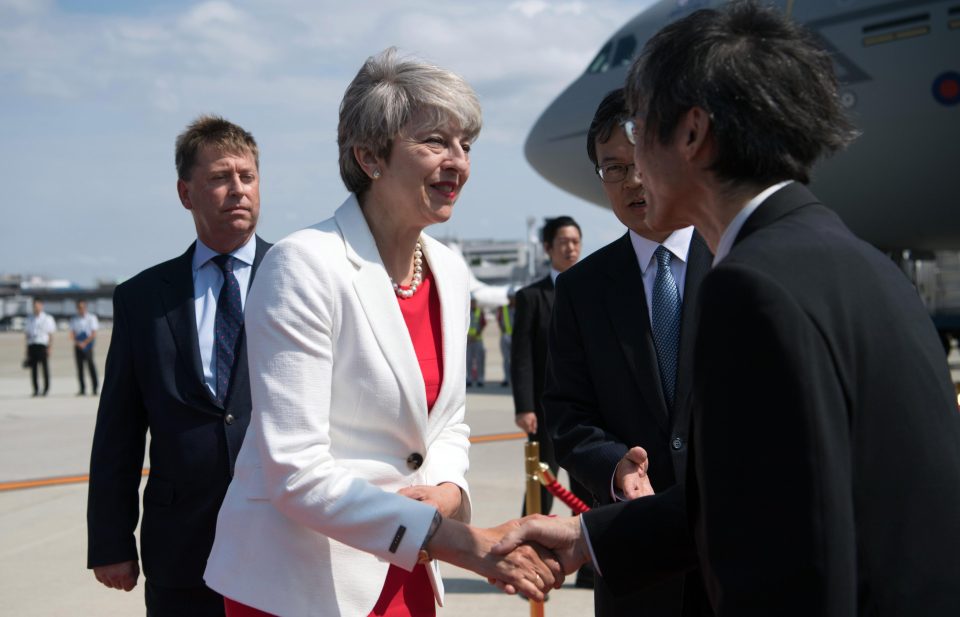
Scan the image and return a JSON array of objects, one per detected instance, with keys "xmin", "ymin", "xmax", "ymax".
[{"xmin": 0, "ymin": 0, "xmax": 655, "ymax": 286}]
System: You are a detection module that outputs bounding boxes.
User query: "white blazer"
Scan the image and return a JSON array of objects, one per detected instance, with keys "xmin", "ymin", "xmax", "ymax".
[{"xmin": 204, "ymin": 196, "xmax": 472, "ymax": 616}]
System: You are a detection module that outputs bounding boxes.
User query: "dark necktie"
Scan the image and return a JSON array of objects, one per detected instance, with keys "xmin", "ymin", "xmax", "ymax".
[
  {"xmin": 652, "ymin": 246, "xmax": 681, "ymax": 408},
  {"xmin": 212, "ymin": 254, "xmax": 243, "ymax": 405}
]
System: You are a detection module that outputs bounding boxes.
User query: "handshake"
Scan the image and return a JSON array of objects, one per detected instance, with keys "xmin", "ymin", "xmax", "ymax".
[{"xmin": 428, "ymin": 514, "xmax": 590, "ymax": 601}]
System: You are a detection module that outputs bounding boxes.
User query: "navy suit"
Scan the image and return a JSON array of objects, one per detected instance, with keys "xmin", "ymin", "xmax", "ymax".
[
  {"xmin": 545, "ymin": 231, "xmax": 712, "ymax": 616},
  {"xmin": 87, "ymin": 237, "xmax": 270, "ymax": 613}
]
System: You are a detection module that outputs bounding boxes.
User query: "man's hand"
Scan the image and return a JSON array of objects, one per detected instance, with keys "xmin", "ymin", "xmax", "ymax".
[
  {"xmin": 428, "ymin": 518, "xmax": 563, "ymax": 601},
  {"xmin": 614, "ymin": 446, "xmax": 655, "ymax": 500},
  {"xmin": 398, "ymin": 482, "xmax": 465, "ymax": 520},
  {"xmin": 491, "ymin": 514, "xmax": 590, "ymax": 576},
  {"xmin": 93, "ymin": 561, "xmax": 140, "ymax": 591},
  {"xmin": 515, "ymin": 411, "xmax": 538, "ymax": 434}
]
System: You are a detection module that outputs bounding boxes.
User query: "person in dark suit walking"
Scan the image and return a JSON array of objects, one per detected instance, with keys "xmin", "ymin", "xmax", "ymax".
[
  {"xmin": 510, "ymin": 215, "xmax": 595, "ymax": 586},
  {"xmin": 86, "ymin": 115, "xmax": 271, "ymax": 617},
  {"xmin": 494, "ymin": 3, "xmax": 960, "ymax": 615},
  {"xmin": 544, "ymin": 88, "xmax": 712, "ymax": 617}
]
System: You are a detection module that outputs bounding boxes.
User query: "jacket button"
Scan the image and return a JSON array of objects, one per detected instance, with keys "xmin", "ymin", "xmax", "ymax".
[
  {"xmin": 671, "ymin": 437, "xmax": 683, "ymax": 450},
  {"xmin": 406, "ymin": 453, "xmax": 424, "ymax": 470},
  {"xmin": 224, "ymin": 414, "xmax": 235, "ymax": 425}
]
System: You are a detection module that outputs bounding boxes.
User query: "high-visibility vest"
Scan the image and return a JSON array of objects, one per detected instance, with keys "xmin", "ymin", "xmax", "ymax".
[
  {"xmin": 468, "ymin": 307, "xmax": 483, "ymax": 340},
  {"xmin": 500, "ymin": 305, "xmax": 513, "ymax": 336}
]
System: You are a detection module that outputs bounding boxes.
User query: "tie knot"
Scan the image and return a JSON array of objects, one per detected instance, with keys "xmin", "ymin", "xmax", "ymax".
[
  {"xmin": 655, "ymin": 245, "xmax": 672, "ymax": 268},
  {"xmin": 212, "ymin": 254, "xmax": 236, "ymax": 273}
]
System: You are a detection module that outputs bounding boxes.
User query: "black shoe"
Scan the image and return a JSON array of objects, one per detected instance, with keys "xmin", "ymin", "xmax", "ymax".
[
  {"xmin": 92, "ymin": 389, "xmax": 98, "ymax": 396},
  {"xmin": 77, "ymin": 391, "xmax": 85, "ymax": 396},
  {"xmin": 575, "ymin": 565, "xmax": 595, "ymax": 589},
  {"xmin": 500, "ymin": 381, "xmax": 509, "ymax": 387},
  {"xmin": 477, "ymin": 382, "xmax": 484, "ymax": 387},
  {"xmin": 466, "ymin": 381, "xmax": 474, "ymax": 387},
  {"xmin": 32, "ymin": 392, "xmax": 39, "ymax": 397}
]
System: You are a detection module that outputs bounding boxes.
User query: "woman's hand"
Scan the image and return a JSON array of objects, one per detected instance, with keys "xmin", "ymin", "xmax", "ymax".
[
  {"xmin": 426, "ymin": 517, "xmax": 564, "ymax": 601},
  {"xmin": 398, "ymin": 482, "xmax": 464, "ymax": 520}
]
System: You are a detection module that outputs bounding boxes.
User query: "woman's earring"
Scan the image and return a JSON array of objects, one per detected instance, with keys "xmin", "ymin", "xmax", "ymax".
[{"xmin": 372, "ymin": 169, "xmax": 381, "ymax": 179}]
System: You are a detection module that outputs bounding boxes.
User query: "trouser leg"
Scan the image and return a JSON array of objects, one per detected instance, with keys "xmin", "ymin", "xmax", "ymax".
[
  {"xmin": 88, "ymin": 350, "xmax": 98, "ymax": 393},
  {"xmin": 75, "ymin": 347, "xmax": 86, "ymax": 393}
]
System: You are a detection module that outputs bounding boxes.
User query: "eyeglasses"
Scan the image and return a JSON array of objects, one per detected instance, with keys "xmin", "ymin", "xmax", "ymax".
[{"xmin": 596, "ymin": 162, "xmax": 636, "ymax": 183}]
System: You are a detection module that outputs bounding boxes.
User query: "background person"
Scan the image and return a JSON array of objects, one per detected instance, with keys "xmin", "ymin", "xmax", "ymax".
[
  {"xmin": 87, "ymin": 115, "xmax": 271, "ymax": 617},
  {"xmin": 203, "ymin": 49, "xmax": 558, "ymax": 617},
  {"xmin": 24, "ymin": 298, "xmax": 55, "ymax": 397},
  {"xmin": 496, "ymin": 290, "xmax": 515, "ymax": 387},
  {"xmin": 543, "ymin": 88, "xmax": 712, "ymax": 616},
  {"xmin": 70, "ymin": 299, "xmax": 99, "ymax": 396},
  {"xmin": 510, "ymin": 215, "xmax": 594, "ymax": 588},
  {"xmin": 467, "ymin": 295, "xmax": 486, "ymax": 387},
  {"xmin": 496, "ymin": 3, "xmax": 960, "ymax": 615}
]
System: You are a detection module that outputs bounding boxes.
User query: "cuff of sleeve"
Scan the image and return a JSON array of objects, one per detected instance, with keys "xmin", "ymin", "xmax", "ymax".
[{"xmin": 579, "ymin": 515, "xmax": 602, "ymax": 578}]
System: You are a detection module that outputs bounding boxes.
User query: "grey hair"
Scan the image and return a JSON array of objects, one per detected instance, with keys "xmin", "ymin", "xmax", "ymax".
[{"xmin": 337, "ymin": 47, "xmax": 482, "ymax": 197}]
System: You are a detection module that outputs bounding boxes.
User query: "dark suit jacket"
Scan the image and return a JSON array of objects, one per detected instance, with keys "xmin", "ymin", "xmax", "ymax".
[
  {"xmin": 585, "ymin": 183, "xmax": 960, "ymax": 616},
  {"xmin": 545, "ymin": 231, "xmax": 712, "ymax": 617},
  {"xmin": 87, "ymin": 236, "xmax": 270, "ymax": 588}
]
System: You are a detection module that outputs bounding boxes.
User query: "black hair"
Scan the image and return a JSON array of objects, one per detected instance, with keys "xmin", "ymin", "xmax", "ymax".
[
  {"xmin": 542, "ymin": 216, "xmax": 582, "ymax": 246},
  {"xmin": 586, "ymin": 89, "xmax": 629, "ymax": 167},
  {"xmin": 625, "ymin": 0, "xmax": 858, "ymax": 185}
]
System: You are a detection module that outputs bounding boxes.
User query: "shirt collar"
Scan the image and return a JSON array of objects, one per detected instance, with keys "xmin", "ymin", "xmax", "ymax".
[
  {"xmin": 192, "ymin": 235, "xmax": 256, "ymax": 272},
  {"xmin": 713, "ymin": 180, "xmax": 793, "ymax": 266},
  {"xmin": 550, "ymin": 268, "xmax": 561, "ymax": 285},
  {"xmin": 630, "ymin": 226, "xmax": 695, "ymax": 274}
]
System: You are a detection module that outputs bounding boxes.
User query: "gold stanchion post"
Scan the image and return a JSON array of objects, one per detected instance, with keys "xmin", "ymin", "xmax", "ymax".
[{"xmin": 524, "ymin": 441, "xmax": 545, "ymax": 617}]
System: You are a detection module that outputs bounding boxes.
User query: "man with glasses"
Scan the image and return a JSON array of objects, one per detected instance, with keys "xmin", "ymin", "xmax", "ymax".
[{"xmin": 542, "ymin": 88, "xmax": 712, "ymax": 616}]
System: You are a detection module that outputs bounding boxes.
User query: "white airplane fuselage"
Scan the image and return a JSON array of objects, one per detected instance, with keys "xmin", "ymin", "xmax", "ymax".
[{"xmin": 525, "ymin": 0, "xmax": 960, "ymax": 250}]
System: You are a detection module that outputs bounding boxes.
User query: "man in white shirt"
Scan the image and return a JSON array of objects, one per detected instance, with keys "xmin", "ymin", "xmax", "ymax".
[
  {"xmin": 70, "ymin": 299, "xmax": 99, "ymax": 396},
  {"xmin": 25, "ymin": 298, "xmax": 56, "ymax": 396},
  {"xmin": 543, "ymin": 88, "xmax": 712, "ymax": 616},
  {"xmin": 87, "ymin": 115, "xmax": 271, "ymax": 617}
]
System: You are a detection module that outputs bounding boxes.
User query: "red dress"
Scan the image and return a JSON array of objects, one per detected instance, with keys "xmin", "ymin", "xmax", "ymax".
[
  {"xmin": 224, "ymin": 271, "xmax": 444, "ymax": 617},
  {"xmin": 370, "ymin": 270, "xmax": 443, "ymax": 617}
]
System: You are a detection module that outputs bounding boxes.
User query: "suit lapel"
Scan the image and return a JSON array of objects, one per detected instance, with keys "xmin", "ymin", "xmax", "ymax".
[
  {"xmin": 421, "ymin": 234, "xmax": 464, "ymax": 437},
  {"xmin": 159, "ymin": 243, "xmax": 220, "ymax": 412},
  {"xmin": 603, "ymin": 233, "xmax": 671, "ymax": 433},
  {"xmin": 336, "ymin": 197, "xmax": 428, "ymax": 435},
  {"xmin": 674, "ymin": 232, "xmax": 713, "ymax": 417}
]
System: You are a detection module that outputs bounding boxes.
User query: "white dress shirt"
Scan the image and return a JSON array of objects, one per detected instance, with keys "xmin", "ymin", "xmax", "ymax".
[
  {"xmin": 26, "ymin": 312, "xmax": 56, "ymax": 345},
  {"xmin": 192, "ymin": 236, "xmax": 256, "ymax": 398},
  {"xmin": 630, "ymin": 226, "xmax": 695, "ymax": 327},
  {"xmin": 713, "ymin": 180, "xmax": 793, "ymax": 266}
]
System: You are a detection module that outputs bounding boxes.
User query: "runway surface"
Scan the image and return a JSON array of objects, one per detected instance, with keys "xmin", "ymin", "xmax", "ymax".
[{"xmin": 0, "ymin": 327, "xmax": 594, "ymax": 616}]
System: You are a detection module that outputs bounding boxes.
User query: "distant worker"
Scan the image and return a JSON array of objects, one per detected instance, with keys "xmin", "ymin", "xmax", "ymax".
[
  {"xmin": 87, "ymin": 115, "xmax": 270, "ymax": 617},
  {"xmin": 496, "ymin": 290, "xmax": 516, "ymax": 387},
  {"xmin": 70, "ymin": 299, "xmax": 99, "ymax": 396},
  {"xmin": 543, "ymin": 88, "xmax": 713, "ymax": 616},
  {"xmin": 25, "ymin": 298, "xmax": 56, "ymax": 397},
  {"xmin": 511, "ymin": 215, "xmax": 595, "ymax": 588},
  {"xmin": 467, "ymin": 295, "xmax": 486, "ymax": 387}
]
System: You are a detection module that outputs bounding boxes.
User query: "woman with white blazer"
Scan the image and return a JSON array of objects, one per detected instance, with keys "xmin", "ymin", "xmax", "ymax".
[{"xmin": 204, "ymin": 49, "xmax": 560, "ymax": 617}]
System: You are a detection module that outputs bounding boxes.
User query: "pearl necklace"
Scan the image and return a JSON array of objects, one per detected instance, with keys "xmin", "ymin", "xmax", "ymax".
[{"xmin": 391, "ymin": 239, "xmax": 424, "ymax": 299}]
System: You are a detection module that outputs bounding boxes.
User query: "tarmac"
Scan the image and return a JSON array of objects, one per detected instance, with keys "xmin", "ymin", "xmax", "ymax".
[
  {"xmin": 2, "ymin": 324, "xmax": 958, "ymax": 617},
  {"xmin": 0, "ymin": 326, "xmax": 595, "ymax": 617}
]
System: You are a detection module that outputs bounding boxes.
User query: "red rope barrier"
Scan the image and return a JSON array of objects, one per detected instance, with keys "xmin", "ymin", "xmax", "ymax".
[{"xmin": 537, "ymin": 464, "xmax": 590, "ymax": 514}]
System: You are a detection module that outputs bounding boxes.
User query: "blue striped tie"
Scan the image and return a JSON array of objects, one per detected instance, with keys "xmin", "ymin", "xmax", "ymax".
[
  {"xmin": 652, "ymin": 246, "xmax": 681, "ymax": 408},
  {"xmin": 212, "ymin": 255, "xmax": 243, "ymax": 405}
]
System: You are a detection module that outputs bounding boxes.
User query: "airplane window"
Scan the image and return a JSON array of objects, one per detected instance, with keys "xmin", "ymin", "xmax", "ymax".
[
  {"xmin": 611, "ymin": 35, "xmax": 637, "ymax": 68},
  {"xmin": 587, "ymin": 40, "xmax": 613, "ymax": 74}
]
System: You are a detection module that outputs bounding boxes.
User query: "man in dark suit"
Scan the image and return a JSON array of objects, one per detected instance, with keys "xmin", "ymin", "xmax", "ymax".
[
  {"xmin": 494, "ymin": 3, "xmax": 960, "ymax": 615},
  {"xmin": 87, "ymin": 115, "xmax": 271, "ymax": 617},
  {"xmin": 544, "ymin": 88, "xmax": 712, "ymax": 616},
  {"xmin": 510, "ymin": 215, "xmax": 594, "ymax": 585}
]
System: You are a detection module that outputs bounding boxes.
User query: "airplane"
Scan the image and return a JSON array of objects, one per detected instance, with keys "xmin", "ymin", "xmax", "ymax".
[{"xmin": 524, "ymin": 0, "xmax": 960, "ymax": 341}]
